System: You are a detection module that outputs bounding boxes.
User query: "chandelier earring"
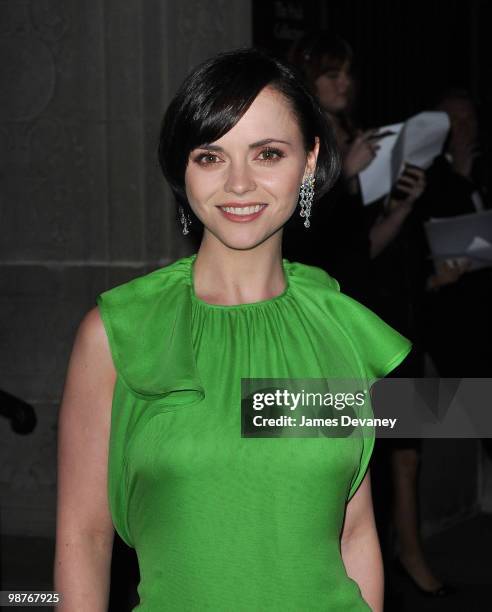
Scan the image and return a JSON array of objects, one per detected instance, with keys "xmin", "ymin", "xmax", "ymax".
[
  {"xmin": 178, "ymin": 206, "xmax": 192, "ymax": 236},
  {"xmin": 299, "ymin": 173, "xmax": 315, "ymax": 228}
]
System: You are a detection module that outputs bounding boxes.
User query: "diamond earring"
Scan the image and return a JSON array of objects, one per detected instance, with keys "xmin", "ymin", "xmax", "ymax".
[
  {"xmin": 178, "ymin": 206, "xmax": 192, "ymax": 235},
  {"xmin": 299, "ymin": 174, "xmax": 315, "ymax": 228}
]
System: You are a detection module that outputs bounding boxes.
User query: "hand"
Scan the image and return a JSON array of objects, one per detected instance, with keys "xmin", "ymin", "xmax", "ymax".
[
  {"xmin": 427, "ymin": 257, "xmax": 471, "ymax": 290},
  {"xmin": 342, "ymin": 130, "xmax": 381, "ymax": 178},
  {"xmin": 388, "ymin": 164, "xmax": 426, "ymax": 211}
]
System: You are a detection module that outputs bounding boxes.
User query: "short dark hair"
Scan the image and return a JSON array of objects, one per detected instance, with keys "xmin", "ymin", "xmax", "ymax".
[{"xmin": 158, "ymin": 47, "xmax": 340, "ymax": 238}]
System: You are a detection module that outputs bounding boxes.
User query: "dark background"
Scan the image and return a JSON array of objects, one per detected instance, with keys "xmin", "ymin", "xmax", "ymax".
[{"xmin": 254, "ymin": 0, "xmax": 491, "ymax": 191}]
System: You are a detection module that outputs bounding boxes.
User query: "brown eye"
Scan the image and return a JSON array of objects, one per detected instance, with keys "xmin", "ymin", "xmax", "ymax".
[
  {"xmin": 195, "ymin": 152, "xmax": 220, "ymax": 165},
  {"xmin": 257, "ymin": 148, "xmax": 284, "ymax": 162}
]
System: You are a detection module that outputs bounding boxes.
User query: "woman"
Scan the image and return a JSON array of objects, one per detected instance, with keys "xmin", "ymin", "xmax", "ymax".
[
  {"xmin": 54, "ymin": 48, "xmax": 411, "ymax": 611},
  {"xmin": 417, "ymin": 89, "xmax": 491, "ymax": 376},
  {"xmin": 284, "ymin": 31, "xmax": 426, "ymax": 306}
]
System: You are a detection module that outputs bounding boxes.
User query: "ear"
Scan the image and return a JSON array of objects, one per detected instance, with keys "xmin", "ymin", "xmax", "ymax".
[{"xmin": 304, "ymin": 136, "xmax": 320, "ymax": 178}]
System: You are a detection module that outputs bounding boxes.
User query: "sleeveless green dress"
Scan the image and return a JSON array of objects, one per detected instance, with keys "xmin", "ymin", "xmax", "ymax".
[{"xmin": 96, "ymin": 254, "xmax": 411, "ymax": 611}]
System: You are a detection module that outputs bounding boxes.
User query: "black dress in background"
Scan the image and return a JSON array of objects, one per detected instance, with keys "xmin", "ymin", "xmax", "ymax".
[
  {"xmin": 414, "ymin": 154, "xmax": 492, "ymax": 378},
  {"xmin": 367, "ymin": 199, "xmax": 428, "ymax": 378},
  {"xmin": 283, "ymin": 179, "xmax": 373, "ymax": 308}
]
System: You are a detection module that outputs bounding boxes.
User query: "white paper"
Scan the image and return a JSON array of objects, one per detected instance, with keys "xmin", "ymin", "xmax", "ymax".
[
  {"xmin": 466, "ymin": 236, "xmax": 492, "ymax": 252},
  {"xmin": 358, "ymin": 122, "xmax": 403, "ymax": 207},
  {"xmin": 424, "ymin": 209, "xmax": 492, "ymax": 271},
  {"xmin": 465, "ymin": 236, "xmax": 492, "ymax": 263},
  {"xmin": 359, "ymin": 111, "xmax": 450, "ymax": 205}
]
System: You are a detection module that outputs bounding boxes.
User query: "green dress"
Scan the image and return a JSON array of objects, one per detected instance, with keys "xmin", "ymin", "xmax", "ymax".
[{"xmin": 96, "ymin": 254, "xmax": 411, "ymax": 611}]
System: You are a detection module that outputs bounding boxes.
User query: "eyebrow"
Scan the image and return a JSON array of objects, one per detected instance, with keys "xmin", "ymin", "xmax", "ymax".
[{"xmin": 197, "ymin": 138, "xmax": 292, "ymax": 151}]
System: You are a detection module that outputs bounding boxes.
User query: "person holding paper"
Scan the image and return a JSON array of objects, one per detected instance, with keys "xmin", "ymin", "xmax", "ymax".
[
  {"xmin": 376, "ymin": 89, "xmax": 492, "ymax": 599},
  {"xmin": 284, "ymin": 31, "xmax": 426, "ymax": 306},
  {"xmin": 415, "ymin": 89, "xmax": 492, "ymax": 377}
]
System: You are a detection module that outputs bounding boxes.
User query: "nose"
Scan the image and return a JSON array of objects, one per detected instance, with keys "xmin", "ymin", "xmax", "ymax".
[{"xmin": 224, "ymin": 159, "xmax": 257, "ymax": 195}]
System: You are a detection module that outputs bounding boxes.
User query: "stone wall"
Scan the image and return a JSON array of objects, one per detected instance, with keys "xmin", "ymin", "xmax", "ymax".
[{"xmin": 0, "ymin": 0, "xmax": 251, "ymax": 538}]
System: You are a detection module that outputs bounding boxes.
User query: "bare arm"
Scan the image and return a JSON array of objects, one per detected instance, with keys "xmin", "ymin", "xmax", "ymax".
[
  {"xmin": 340, "ymin": 470, "xmax": 384, "ymax": 612},
  {"xmin": 369, "ymin": 165, "xmax": 426, "ymax": 259},
  {"xmin": 54, "ymin": 306, "xmax": 116, "ymax": 611},
  {"xmin": 369, "ymin": 200, "xmax": 412, "ymax": 258}
]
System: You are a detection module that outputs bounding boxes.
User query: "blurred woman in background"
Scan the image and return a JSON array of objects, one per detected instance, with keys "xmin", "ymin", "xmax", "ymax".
[
  {"xmin": 284, "ymin": 31, "xmax": 425, "ymax": 306},
  {"xmin": 416, "ymin": 89, "xmax": 492, "ymax": 378}
]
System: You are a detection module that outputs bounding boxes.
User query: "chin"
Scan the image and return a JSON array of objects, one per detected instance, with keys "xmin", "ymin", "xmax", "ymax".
[
  {"xmin": 209, "ymin": 224, "xmax": 282, "ymax": 252},
  {"xmin": 326, "ymin": 99, "xmax": 347, "ymax": 114},
  {"xmin": 335, "ymin": 98, "xmax": 349, "ymax": 112}
]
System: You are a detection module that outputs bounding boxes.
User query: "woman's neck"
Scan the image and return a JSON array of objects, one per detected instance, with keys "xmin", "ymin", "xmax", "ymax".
[{"xmin": 192, "ymin": 231, "xmax": 286, "ymax": 306}]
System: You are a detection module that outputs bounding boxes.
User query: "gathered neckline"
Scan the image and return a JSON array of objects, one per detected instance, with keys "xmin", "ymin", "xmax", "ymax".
[{"xmin": 188, "ymin": 253, "xmax": 292, "ymax": 310}]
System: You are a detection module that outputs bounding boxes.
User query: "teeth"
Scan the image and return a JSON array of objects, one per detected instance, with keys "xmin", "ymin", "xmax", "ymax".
[{"xmin": 222, "ymin": 204, "xmax": 265, "ymax": 215}]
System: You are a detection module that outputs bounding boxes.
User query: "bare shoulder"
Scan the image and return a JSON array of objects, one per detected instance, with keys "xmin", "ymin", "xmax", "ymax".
[
  {"xmin": 60, "ymin": 306, "xmax": 117, "ymax": 427},
  {"xmin": 78, "ymin": 305, "xmax": 112, "ymax": 354},
  {"xmin": 72, "ymin": 306, "xmax": 116, "ymax": 383},
  {"xmin": 83, "ymin": 304, "xmax": 108, "ymax": 337}
]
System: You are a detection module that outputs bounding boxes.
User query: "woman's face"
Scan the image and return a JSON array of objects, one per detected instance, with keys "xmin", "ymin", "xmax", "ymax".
[
  {"xmin": 184, "ymin": 86, "xmax": 319, "ymax": 251},
  {"xmin": 314, "ymin": 59, "xmax": 352, "ymax": 114}
]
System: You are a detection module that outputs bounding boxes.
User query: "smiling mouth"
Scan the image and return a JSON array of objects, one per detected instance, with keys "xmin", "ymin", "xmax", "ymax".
[
  {"xmin": 220, "ymin": 204, "xmax": 267, "ymax": 216},
  {"xmin": 216, "ymin": 203, "xmax": 268, "ymax": 222}
]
